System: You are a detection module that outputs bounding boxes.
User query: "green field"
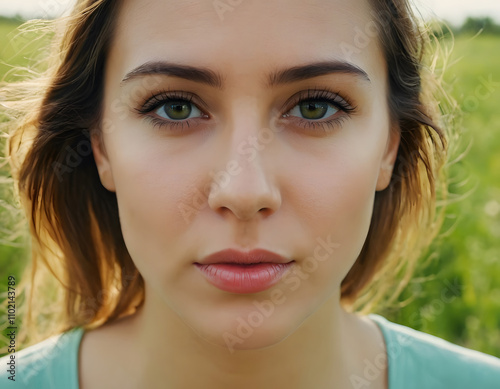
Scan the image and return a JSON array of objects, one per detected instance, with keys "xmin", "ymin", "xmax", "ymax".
[
  {"xmin": 0, "ymin": 19, "xmax": 499, "ymax": 357},
  {"xmin": 0, "ymin": 17, "xmax": 46, "ymax": 286}
]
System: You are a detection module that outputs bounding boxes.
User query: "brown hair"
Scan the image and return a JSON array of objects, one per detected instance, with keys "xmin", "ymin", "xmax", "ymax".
[
  {"xmin": 343, "ymin": 0, "xmax": 450, "ymax": 312},
  {"xmin": 1, "ymin": 0, "xmax": 451, "ymax": 348}
]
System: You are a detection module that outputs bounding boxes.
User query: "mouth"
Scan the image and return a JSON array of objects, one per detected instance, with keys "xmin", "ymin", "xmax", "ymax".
[
  {"xmin": 195, "ymin": 248, "xmax": 292, "ymax": 265},
  {"xmin": 194, "ymin": 248, "xmax": 294, "ymax": 293}
]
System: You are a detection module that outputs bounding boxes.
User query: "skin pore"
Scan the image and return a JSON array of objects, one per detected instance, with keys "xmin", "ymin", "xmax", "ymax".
[{"xmin": 82, "ymin": 0, "xmax": 400, "ymax": 388}]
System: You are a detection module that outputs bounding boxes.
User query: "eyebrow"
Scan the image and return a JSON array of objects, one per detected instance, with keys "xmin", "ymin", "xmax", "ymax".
[{"xmin": 120, "ymin": 60, "xmax": 371, "ymax": 88}]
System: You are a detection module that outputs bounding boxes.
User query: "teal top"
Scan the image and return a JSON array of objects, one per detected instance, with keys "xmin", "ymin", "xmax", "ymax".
[
  {"xmin": 0, "ymin": 326, "xmax": 83, "ymax": 388},
  {"xmin": 1, "ymin": 314, "xmax": 499, "ymax": 388}
]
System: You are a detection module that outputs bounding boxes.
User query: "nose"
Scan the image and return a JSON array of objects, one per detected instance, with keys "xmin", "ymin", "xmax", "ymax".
[{"xmin": 207, "ymin": 128, "xmax": 282, "ymax": 221}]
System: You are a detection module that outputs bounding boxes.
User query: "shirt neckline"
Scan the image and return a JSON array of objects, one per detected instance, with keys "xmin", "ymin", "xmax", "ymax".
[
  {"xmin": 71, "ymin": 316, "xmax": 391, "ymax": 389},
  {"xmin": 367, "ymin": 313, "xmax": 393, "ymax": 389}
]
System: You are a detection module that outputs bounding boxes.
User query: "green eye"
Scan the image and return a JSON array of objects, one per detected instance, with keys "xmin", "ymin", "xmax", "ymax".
[
  {"xmin": 155, "ymin": 100, "xmax": 202, "ymax": 120},
  {"xmin": 291, "ymin": 100, "xmax": 339, "ymax": 120}
]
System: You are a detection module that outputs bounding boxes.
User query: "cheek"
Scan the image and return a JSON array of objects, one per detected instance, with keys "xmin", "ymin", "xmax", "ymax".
[
  {"xmin": 298, "ymin": 160, "xmax": 377, "ymax": 271},
  {"xmin": 104, "ymin": 132, "xmax": 202, "ymax": 275},
  {"xmin": 297, "ymin": 140, "xmax": 381, "ymax": 237},
  {"xmin": 287, "ymin": 135, "xmax": 386, "ymax": 285}
]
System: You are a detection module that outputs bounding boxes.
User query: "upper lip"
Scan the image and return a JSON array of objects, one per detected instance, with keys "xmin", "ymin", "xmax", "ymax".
[{"xmin": 196, "ymin": 249, "xmax": 293, "ymax": 265}]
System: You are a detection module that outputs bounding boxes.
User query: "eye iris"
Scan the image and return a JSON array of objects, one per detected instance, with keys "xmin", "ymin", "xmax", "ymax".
[
  {"xmin": 164, "ymin": 100, "xmax": 191, "ymax": 120},
  {"xmin": 300, "ymin": 100, "xmax": 329, "ymax": 119}
]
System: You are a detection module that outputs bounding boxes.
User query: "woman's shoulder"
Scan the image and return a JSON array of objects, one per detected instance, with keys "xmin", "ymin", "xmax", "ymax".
[
  {"xmin": 0, "ymin": 327, "xmax": 84, "ymax": 388},
  {"xmin": 368, "ymin": 313, "xmax": 500, "ymax": 389}
]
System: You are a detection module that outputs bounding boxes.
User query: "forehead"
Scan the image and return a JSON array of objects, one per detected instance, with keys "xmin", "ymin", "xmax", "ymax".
[{"xmin": 110, "ymin": 0, "xmax": 385, "ymax": 88}]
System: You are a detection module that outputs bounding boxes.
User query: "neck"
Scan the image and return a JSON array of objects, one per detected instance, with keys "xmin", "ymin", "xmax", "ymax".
[{"xmin": 125, "ymin": 285, "xmax": 370, "ymax": 389}]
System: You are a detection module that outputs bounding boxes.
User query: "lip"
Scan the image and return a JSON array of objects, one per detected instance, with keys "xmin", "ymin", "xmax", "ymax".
[{"xmin": 194, "ymin": 249, "xmax": 294, "ymax": 293}]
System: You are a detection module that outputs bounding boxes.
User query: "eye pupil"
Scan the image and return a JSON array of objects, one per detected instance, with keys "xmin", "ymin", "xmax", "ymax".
[
  {"xmin": 165, "ymin": 101, "xmax": 192, "ymax": 120},
  {"xmin": 300, "ymin": 100, "xmax": 328, "ymax": 119}
]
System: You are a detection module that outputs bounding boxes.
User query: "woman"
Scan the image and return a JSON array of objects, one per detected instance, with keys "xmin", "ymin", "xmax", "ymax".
[{"xmin": 1, "ymin": 0, "xmax": 499, "ymax": 388}]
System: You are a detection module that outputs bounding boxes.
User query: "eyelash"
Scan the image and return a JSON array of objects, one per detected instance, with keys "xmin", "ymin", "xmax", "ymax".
[
  {"xmin": 135, "ymin": 88, "xmax": 356, "ymax": 133},
  {"xmin": 282, "ymin": 88, "xmax": 356, "ymax": 132}
]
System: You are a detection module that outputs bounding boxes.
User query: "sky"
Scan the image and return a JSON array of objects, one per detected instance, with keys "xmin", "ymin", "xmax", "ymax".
[
  {"xmin": 0, "ymin": 0, "xmax": 499, "ymax": 26},
  {"xmin": 416, "ymin": 0, "xmax": 500, "ymax": 25}
]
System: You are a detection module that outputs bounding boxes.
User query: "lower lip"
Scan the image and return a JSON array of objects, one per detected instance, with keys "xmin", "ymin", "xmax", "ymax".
[{"xmin": 194, "ymin": 262, "xmax": 294, "ymax": 294}]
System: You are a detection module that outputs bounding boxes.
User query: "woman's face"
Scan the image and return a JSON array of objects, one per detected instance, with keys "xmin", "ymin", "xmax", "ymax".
[{"xmin": 93, "ymin": 0, "xmax": 399, "ymax": 349}]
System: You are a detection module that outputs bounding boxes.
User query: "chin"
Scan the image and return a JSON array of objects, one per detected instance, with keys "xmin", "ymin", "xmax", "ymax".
[
  {"xmin": 181, "ymin": 306, "xmax": 303, "ymax": 353},
  {"xmin": 196, "ymin": 322, "xmax": 296, "ymax": 353}
]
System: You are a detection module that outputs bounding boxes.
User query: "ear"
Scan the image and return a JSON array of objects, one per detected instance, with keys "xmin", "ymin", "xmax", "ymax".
[
  {"xmin": 91, "ymin": 132, "xmax": 116, "ymax": 192},
  {"xmin": 376, "ymin": 125, "xmax": 400, "ymax": 191}
]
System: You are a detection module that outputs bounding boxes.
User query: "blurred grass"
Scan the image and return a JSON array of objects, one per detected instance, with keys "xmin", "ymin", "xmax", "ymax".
[
  {"xmin": 0, "ymin": 18, "xmax": 32, "ymax": 281},
  {"xmin": 0, "ymin": 19, "xmax": 499, "ymax": 357},
  {"xmin": 0, "ymin": 19, "xmax": 31, "ymax": 352}
]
